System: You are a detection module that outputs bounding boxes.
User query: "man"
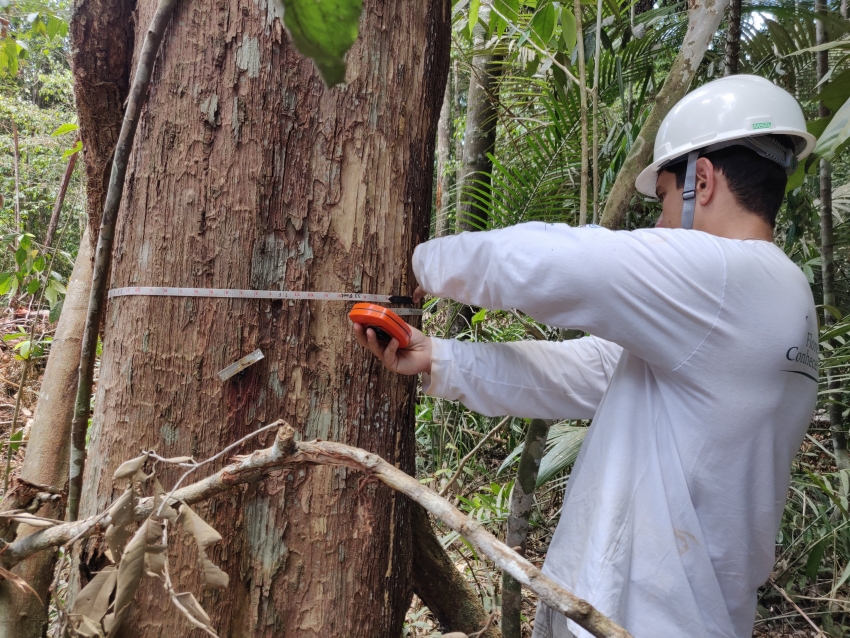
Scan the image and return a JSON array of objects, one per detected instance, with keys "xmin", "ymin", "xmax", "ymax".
[{"xmin": 354, "ymin": 75, "xmax": 819, "ymax": 637}]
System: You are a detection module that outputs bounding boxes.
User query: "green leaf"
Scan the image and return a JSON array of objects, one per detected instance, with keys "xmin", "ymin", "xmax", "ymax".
[
  {"xmin": 560, "ymin": 7, "xmax": 577, "ymax": 53},
  {"xmin": 17, "ymin": 341, "xmax": 31, "ymax": 360},
  {"xmin": 48, "ymin": 297, "xmax": 62, "ymax": 320},
  {"xmin": 33, "ymin": 255, "xmax": 45, "ymax": 272},
  {"xmin": 278, "ymin": 0, "xmax": 363, "ymax": 87},
  {"xmin": 19, "ymin": 234, "xmax": 31, "ymax": 251},
  {"xmin": 530, "ymin": 2, "xmax": 557, "ymax": 48},
  {"xmin": 15, "ymin": 246, "xmax": 26, "ymax": 268},
  {"xmin": 492, "ymin": 0, "xmax": 520, "ymax": 38},
  {"xmin": 4, "ymin": 37, "xmax": 19, "ymax": 76},
  {"xmin": 26, "ymin": 279, "xmax": 39, "ymax": 295},
  {"xmin": 51, "ymin": 122, "xmax": 79, "ymax": 137},
  {"xmin": 469, "ymin": 0, "xmax": 480, "ymax": 38},
  {"xmin": 814, "ymin": 96, "xmax": 850, "ymax": 162},
  {"xmin": 814, "ymin": 68, "xmax": 850, "ymax": 113},
  {"xmin": 8, "ymin": 430, "xmax": 22, "ymax": 453},
  {"xmin": 50, "ymin": 280, "xmax": 67, "ymax": 295},
  {"xmin": 62, "ymin": 140, "xmax": 82, "ymax": 160},
  {"xmin": 44, "ymin": 283, "xmax": 58, "ymax": 308},
  {"xmin": 471, "ymin": 308, "xmax": 487, "ymax": 325}
]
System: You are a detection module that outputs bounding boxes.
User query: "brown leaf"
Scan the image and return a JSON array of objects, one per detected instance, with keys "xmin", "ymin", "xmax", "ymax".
[
  {"xmin": 112, "ymin": 453, "xmax": 149, "ymax": 481},
  {"xmin": 71, "ymin": 566, "xmax": 117, "ymax": 622},
  {"xmin": 104, "ymin": 488, "xmax": 136, "ymax": 562},
  {"xmin": 171, "ymin": 591, "xmax": 217, "ymax": 636},
  {"xmin": 0, "ymin": 565, "xmax": 42, "ymax": 604},
  {"xmin": 201, "ymin": 557, "xmax": 229, "ymax": 589},
  {"xmin": 69, "ymin": 614, "xmax": 106, "ymax": 637},
  {"xmin": 151, "ymin": 478, "xmax": 177, "ymax": 522},
  {"xmin": 106, "ymin": 517, "xmax": 160, "ymax": 638},
  {"xmin": 176, "ymin": 504, "xmax": 222, "ymax": 550}
]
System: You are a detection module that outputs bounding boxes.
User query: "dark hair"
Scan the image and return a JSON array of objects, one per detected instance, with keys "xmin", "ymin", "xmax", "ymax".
[{"xmin": 660, "ymin": 138, "xmax": 791, "ymax": 227}]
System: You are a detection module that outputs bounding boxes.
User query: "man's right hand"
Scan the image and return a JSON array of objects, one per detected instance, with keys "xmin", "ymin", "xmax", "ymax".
[{"xmin": 352, "ymin": 321, "xmax": 432, "ymax": 376}]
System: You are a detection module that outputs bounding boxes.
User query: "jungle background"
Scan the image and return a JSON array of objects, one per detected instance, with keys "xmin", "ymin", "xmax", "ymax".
[{"xmin": 0, "ymin": 0, "xmax": 848, "ymax": 635}]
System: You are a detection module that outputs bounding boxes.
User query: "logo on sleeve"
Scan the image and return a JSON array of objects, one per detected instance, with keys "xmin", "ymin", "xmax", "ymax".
[{"xmin": 783, "ymin": 331, "xmax": 818, "ymax": 383}]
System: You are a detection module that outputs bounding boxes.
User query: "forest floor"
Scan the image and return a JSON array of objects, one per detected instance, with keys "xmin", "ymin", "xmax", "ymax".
[{"xmin": 0, "ymin": 310, "xmax": 840, "ymax": 638}]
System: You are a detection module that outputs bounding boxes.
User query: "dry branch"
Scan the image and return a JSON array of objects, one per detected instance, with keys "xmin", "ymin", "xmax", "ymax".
[{"xmin": 1, "ymin": 422, "xmax": 632, "ymax": 638}]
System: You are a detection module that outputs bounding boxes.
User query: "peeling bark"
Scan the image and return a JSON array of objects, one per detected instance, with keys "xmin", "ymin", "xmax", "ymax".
[
  {"xmin": 436, "ymin": 74, "xmax": 453, "ymax": 237},
  {"xmin": 600, "ymin": 0, "xmax": 732, "ymax": 230},
  {"xmin": 69, "ymin": 0, "xmax": 136, "ymax": 241},
  {"xmin": 73, "ymin": 1, "xmax": 450, "ymax": 636},
  {"xmin": 0, "ymin": 228, "xmax": 93, "ymax": 638}
]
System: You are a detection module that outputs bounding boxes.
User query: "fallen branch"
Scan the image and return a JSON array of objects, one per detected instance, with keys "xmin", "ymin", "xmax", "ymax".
[{"xmin": 2, "ymin": 422, "xmax": 632, "ymax": 638}]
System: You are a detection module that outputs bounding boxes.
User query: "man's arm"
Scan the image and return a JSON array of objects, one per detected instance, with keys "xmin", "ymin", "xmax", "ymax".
[
  {"xmin": 413, "ymin": 223, "xmax": 726, "ymax": 372},
  {"xmin": 423, "ymin": 336, "xmax": 622, "ymax": 419}
]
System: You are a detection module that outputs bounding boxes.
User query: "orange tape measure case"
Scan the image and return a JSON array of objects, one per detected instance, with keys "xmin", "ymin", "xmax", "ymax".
[{"xmin": 349, "ymin": 303, "xmax": 412, "ymax": 348}]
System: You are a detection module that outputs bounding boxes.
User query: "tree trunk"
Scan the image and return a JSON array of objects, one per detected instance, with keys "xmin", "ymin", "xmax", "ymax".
[
  {"xmin": 600, "ymin": 0, "xmax": 731, "ymax": 230},
  {"xmin": 816, "ymin": 0, "xmax": 848, "ymax": 469},
  {"xmin": 411, "ymin": 505, "xmax": 501, "ymax": 637},
  {"xmin": 68, "ymin": 0, "xmax": 136, "ymax": 242},
  {"xmin": 501, "ymin": 418, "xmax": 551, "ymax": 638},
  {"xmin": 457, "ymin": 24, "xmax": 501, "ymax": 232},
  {"xmin": 0, "ymin": 227, "xmax": 93, "ymax": 638},
  {"xmin": 724, "ymin": 0, "xmax": 742, "ymax": 75},
  {"xmin": 436, "ymin": 72, "xmax": 453, "ymax": 238},
  {"xmin": 72, "ymin": 1, "xmax": 450, "ymax": 636}
]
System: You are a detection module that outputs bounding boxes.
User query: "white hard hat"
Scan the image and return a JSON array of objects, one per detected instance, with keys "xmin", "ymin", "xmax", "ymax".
[{"xmin": 635, "ymin": 75, "xmax": 816, "ymax": 199}]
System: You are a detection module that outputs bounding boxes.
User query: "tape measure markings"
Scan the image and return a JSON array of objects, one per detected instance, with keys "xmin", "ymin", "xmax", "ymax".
[{"xmin": 108, "ymin": 286, "xmax": 423, "ymax": 315}]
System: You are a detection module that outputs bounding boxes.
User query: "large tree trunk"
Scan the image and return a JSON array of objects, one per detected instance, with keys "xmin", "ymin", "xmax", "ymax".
[
  {"xmin": 72, "ymin": 1, "xmax": 450, "ymax": 636},
  {"xmin": 600, "ymin": 0, "xmax": 731, "ymax": 230},
  {"xmin": 0, "ymin": 228, "xmax": 93, "ymax": 638}
]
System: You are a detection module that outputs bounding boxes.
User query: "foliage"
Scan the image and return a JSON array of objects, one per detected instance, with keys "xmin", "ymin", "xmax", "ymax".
[{"xmin": 277, "ymin": 0, "xmax": 363, "ymax": 87}]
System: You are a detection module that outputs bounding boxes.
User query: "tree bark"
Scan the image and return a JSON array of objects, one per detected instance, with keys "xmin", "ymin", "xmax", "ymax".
[
  {"xmin": 0, "ymin": 227, "xmax": 93, "ymax": 638},
  {"xmin": 43, "ymin": 151, "xmax": 78, "ymax": 251},
  {"xmin": 69, "ymin": 0, "xmax": 136, "ymax": 242},
  {"xmin": 411, "ymin": 504, "xmax": 501, "ymax": 638},
  {"xmin": 724, "ymin": 0, "xmax": 742, "ymax": 75},
  {"xmin": 600, "ymin": 0, "xmax": 731, "ymax": 230},
  {"xmin": 457, "ymin": 24, "xmax": 501, "ymax": 232},
  {"xmin": 815, "ymin": 0, "xmax": 848, "ymax": 469},
  {"xmin": 501, "ymin": 418, "xmax": 551, "ymax": 637},
  {"xmin": 436, "ymin": 72, "xmax": 453, "ymax": 238},
  {"xmin": 72, "ymin": 1, "xmax": 450, "ymax": 636}
]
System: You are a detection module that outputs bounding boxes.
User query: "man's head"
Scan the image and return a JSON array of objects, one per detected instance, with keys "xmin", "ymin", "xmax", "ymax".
[
  {"xmin": 654, "ymin": 142, "xmax": 791, "ymax": 230},
  {"xmin": 635, "ymin": 75, "xmax": 816, "ymax": 232}
]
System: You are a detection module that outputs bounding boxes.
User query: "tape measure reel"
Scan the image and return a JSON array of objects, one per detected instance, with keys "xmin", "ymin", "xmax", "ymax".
[{"xmin": 348, "ymin": 303, "xmax": 413, "ymax": 348}]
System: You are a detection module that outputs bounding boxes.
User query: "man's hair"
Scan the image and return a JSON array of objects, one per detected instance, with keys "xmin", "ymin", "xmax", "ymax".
[{"xmin": 660, "ymin": 137, "xmax": 791, "ymax": 227}]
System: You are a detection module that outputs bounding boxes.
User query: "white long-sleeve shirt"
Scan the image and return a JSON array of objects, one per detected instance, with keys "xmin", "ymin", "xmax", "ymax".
[{"xmin": 413, "ymin": 223, "xmax": 817, "ymax": 638}]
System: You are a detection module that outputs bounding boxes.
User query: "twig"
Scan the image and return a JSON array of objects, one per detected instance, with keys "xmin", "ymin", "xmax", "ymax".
[
  {"xmin": 68, "ymin": 0, "xmax": 181, "ymax": 521},
  {"xmin": 440, "ymin": 416, "xmax": 511, "ymax": 497},
  {"xmin": 768, "ymin": 579, "xmax": 826, "ymax": 637},
  {"xmin": 11, "ymin": 120, "xmax": 20, "ymax": 238},
  {"xmin": 2, "ymin": 422, "xmax": 632, "ymax": 638},
  {"xmin": 44, "ymin": 146, "xmax": 79, "ymax": 251}
]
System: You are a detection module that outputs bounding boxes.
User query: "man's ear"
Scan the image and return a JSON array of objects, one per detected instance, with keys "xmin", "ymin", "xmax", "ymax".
[{"xmin": 695, "ymin": 157, "xmax": 716, "ymax": 206}]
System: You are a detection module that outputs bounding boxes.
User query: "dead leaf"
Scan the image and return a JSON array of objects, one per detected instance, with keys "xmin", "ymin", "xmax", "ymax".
[
  {"xmin": 106, "ymin": 517, "xmax": 160, "ymax": 638},
  {"xmin": 151, "ymin": 478, "xmax": 177, "ymax": 522},
  {"xmin": 176, "ymin": 504, "xmax": 222, "ymax": 550},
  {"xmin": 104, "ymin": 488, "xmax": 136, "ymax": 562},
  {"xmin": 112, "ymin": 453, "xmax": 149, "ymax": 481},
  {"xmin": 69, "ymin": 614, "xmax": 106, "ymax": 637},
  {"xmin": 0, "ymin": 565, "xmax": 42, "ymax": 604},
  {"xmin": 71, "ymin": 566, "xmax": 117, "ymax": 623},
  {"xmin": 201, "ymin": 557, "xmax": 229, "ymax": 589},
  {"xmin": 176, "ymin": 504, "xmax": 228, "ymax": 589},
  {"xmin": 171, "ymin": 591, "xmax": 217, "ymax": 635},
  {"xmin": 161, "ymin": 456, "xmax": 194, "ymax": 464}
]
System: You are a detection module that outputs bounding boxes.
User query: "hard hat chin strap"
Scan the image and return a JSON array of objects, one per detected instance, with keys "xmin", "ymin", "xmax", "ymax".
[{"xmin": 680, "ymin": 150, "xmax": 700, "ymax": 230}]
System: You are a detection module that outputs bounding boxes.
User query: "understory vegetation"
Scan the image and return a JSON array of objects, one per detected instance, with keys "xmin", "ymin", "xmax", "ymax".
[{"xmin": 0, "ymin": 0, "xmax": 848, "ymax": 636}]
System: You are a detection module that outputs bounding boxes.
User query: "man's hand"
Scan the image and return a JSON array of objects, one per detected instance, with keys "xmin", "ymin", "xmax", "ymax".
[{"xmin": 352, "ymin": 321, "xmax": 432, "ymax": 375}]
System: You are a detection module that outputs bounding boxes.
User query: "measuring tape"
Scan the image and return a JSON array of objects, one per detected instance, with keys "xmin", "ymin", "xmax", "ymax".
[{"xmin": 107, "ymin": 286, "xmax": 423, "ymax": 316}]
